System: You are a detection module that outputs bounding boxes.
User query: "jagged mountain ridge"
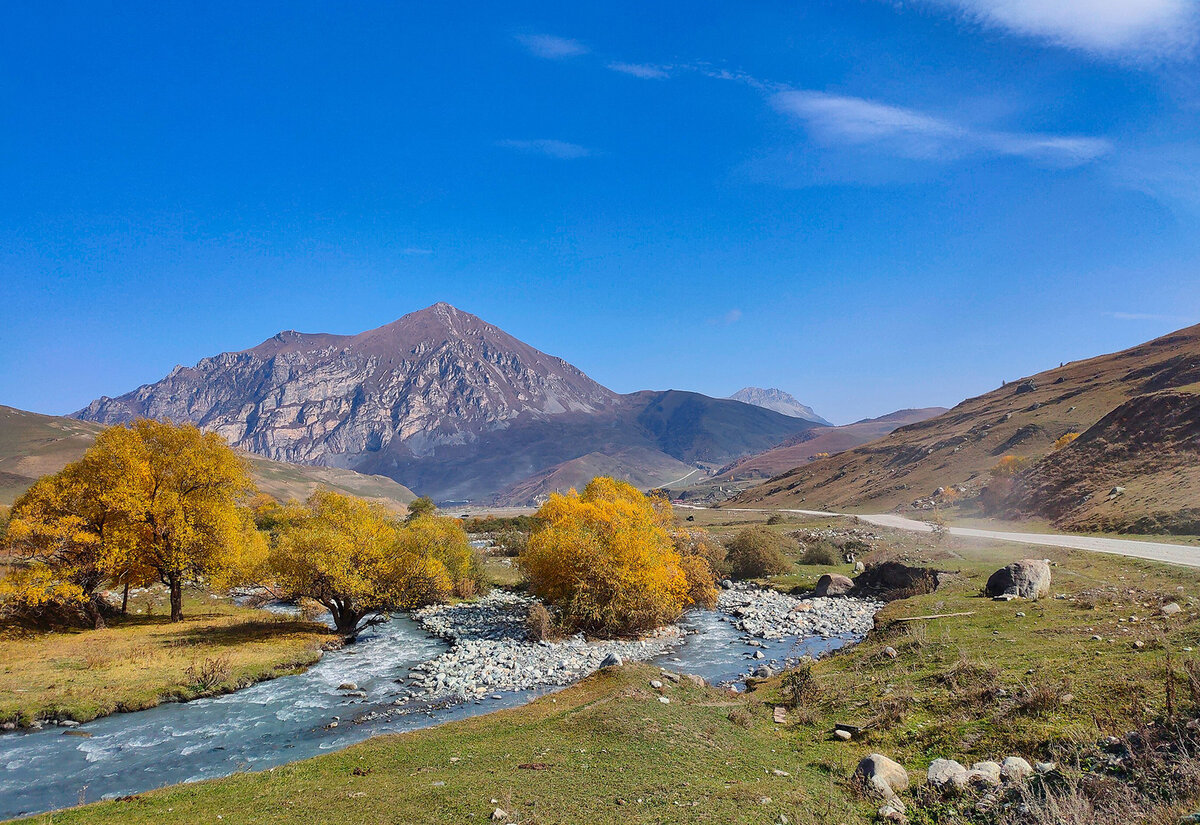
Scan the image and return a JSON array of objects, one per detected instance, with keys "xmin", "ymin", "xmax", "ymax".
[
  {"xmin": 76, "ymin": 304, "xmax": 818, "ymax": 502},
  {"xmin": 78, "ymin": 303, "xmax": 616, "ymax": 464},
  {"xmin": 728, "ymin": 387, "xmax": 831, "ymax": 425}
]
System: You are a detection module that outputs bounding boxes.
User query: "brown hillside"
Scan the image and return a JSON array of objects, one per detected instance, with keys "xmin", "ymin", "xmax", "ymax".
[
  {"xmin": 732, "ymin": 323, "xmax": 1200, "ymax": 518},
  {"xmin": 1004, "ymin": 388, "xmax": 1200, "ymax": 534}
]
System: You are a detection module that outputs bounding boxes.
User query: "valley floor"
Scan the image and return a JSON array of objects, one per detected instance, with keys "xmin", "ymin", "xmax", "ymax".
[{"xmin": 23, "ymin": 521, "xmax": 1200, "ymax": 824}]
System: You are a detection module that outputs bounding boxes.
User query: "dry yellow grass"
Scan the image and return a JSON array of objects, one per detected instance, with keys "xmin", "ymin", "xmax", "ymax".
[{"xmin": 0, "ymin": 590, "xmax": 330, "ymax": 727}]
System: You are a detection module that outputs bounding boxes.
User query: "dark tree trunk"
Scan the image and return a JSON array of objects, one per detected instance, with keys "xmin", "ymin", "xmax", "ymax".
[
  {"xmin": 87, "ymin": 596, "xmax": 107, "ymax": 630},
  {"xmin": 121, "ymin": 582, "xmax": 130, "ymax": 615},
  {"xmin": 169, "ymin": 577, "xmax": 184, "ymax": 622},
  {"xmin": 330, "ymin": 605, "xmax": 364, "ymax": 640}
]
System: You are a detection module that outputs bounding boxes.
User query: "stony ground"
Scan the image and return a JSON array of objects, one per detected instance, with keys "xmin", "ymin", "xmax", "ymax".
[
  {"xmin": 406, "ymin": 592, "xmax": 686, "ymax": 701},
  {"xmin": 717, "ymin": 582, "xmax": 881, "ymax": 639}
]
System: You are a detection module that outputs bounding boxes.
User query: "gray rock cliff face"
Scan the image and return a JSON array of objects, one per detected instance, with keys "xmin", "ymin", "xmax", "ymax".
[{"xmin": 77, "ymin": 303, "xmax": 617, "ymax": 466}]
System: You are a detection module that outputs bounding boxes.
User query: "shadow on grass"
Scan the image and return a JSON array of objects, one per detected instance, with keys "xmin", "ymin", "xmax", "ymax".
[{"xmin": 164, "ymin": 619, "xmax": 331, "ymax": 649}]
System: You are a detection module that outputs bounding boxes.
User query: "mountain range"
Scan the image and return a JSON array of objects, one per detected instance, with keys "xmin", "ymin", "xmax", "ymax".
[
  {"xmin": 733, "ymin": 323, "xmax": 1200, "ymax": 534},
  {"xmin": 75, "ymin": 303, "xmax": 820, "ymax": 503}
]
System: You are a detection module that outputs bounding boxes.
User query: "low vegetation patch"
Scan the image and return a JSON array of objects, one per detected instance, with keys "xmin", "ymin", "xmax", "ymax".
[{"xmin": 725, "ymin": 526, "xmax": 797, "ymax": 579}]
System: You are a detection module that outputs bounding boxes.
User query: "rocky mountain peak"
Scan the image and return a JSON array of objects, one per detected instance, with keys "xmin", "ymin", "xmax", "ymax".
[
  {"xmin": 729, "ymin": 387, "xmax": 831, "ymax": 425},
  {"xmin": 76, "ymin": 303, "xmax": 618, "ymax": 466}
]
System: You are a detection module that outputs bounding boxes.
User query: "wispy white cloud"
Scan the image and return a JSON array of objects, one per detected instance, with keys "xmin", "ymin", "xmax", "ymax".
[
  {"xmin": 400, "ymin": 247, "xmax": 433, "ymax": 256},
  {"xmin": 497, "ymin": 139, "xmax": 593, "ymax": 159},
  {"xmin": 606, "ymin": 62, "xmax": 671, "ymax": 79},
  {"xmin": 927, "ymin": 0, "xmax": 1199, "ymax": 60},
  {"xmin": 515, "ymin": 33, "xmax": 589, "ymax": 60},
  {"xmin": 770, "ymin": 90, "xmax": 1111, "ymax": 167}
]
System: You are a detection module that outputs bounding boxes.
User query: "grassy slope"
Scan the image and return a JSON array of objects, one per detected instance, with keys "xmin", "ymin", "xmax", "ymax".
[
  {"xmin": 0, "ymin": 405, "xmax": 415, "ymax": 510},
  {"xmin": 30, "ymin": 519, "xmax": 1200, "ymax": 825},
  {"xmin": 732, "ymin": 323, "xmax": 1200, "ymax": 528},
  {"xmin": 0, "ymin": 592, "xmax": 330, "ymax": 727}
]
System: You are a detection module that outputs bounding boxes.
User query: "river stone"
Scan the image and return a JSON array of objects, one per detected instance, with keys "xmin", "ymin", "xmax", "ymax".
[
  {"xmin": 1001, "ymin": 756, "xmax": 1033, "ymax": 782},
  {"xmin": 599, "ymin": 652, "xmax": 623, "ymax": 669},
  {"xmin": 926, "ymin": 758, "xmax": 968, "ymax": 791},
  {"xmin": 985, "ymin": 559, "xmax": 1051, "ymax": 600},
  {"xmin": 338, "ymin": 682, "xmax": 358, "ymax": 691},
  {"xmin": 967, "ymin": 761, "xmax": 1002, "ymax": 787},
  {"xmin": 814, "ymin": 573, "xmax": 855, "ymax": 597},
  {"xmin": 1163, "ymin": 602, "xmax": 1183, "ymax": 616},
  {"xmin": 855, "ymin": 753, "xmax": 909, "ymax": 798}
]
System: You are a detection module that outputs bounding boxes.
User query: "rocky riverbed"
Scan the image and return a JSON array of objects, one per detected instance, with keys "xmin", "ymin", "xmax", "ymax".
[
  {"xmin": 718, "ymin": 582, "xmax": 882, "ymax": 639},
  {"xmin": 401, "ymin": 592, "xmax": 686, "ymax": 702},
  {"xmin": 390, "ymin": 585, "xmax": 882, "ymax": 704}
]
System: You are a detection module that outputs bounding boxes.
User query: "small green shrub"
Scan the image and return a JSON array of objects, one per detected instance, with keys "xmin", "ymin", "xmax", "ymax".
[
  {"xmin": 799, "ymin": 539, "xmax": 840, "ymax": 566},
  {"xmin": 725, "ymin": 527, "xmax": 796, "ymax": 579},
  {"xmin": 780, "ymin": 662, "xmax": 818, "ymax": 708}
]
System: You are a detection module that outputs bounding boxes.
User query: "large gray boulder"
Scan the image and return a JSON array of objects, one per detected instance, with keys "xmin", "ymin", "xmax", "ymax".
[
  {"xmin": 814, "ymin": 573, "xmax": 854, "ymax": 597},
  {"xmin": 985, "ymin": 559, "xmax": 1051, "ymax": 600},
  {"xmin": 926, "ymin": 758, "xmax": 968, "ymax": 792},
  {"xmin": 855, "ymin": 753, "xmax": 909, "ymax": 799}
]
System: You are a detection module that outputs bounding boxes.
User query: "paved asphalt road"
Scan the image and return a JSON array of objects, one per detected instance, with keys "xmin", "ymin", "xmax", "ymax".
[{"xmin": 719, "ymin": 507, "xmax": 1200, "ymax": 569}]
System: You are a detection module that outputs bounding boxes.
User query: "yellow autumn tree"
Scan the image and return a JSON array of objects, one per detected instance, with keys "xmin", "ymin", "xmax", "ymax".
[
  {"xmin": 3, "ymin": 420, "xmax": 255, "ymax": 624},
  {"xmin": 990, "ymin": 455, "xmax": 1033, "ymax": 478},
  {"xmin": 102, "ymin": 420, "xmax": 254, "ymax": 622},
  {"xmin": 268, "ymin": 491, "xmax": 468, "ymax": 638},
  {"xmin": 4, "ymin": 442, "xmax": 146, "ymax": 626},
  {"xmin": 520, "ymin": 477, "xmax": 715, "ymax": 637}
]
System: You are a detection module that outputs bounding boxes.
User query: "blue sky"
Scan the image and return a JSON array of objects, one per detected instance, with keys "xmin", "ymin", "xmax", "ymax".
[{"xmin": 3, "ymin": 1, "xmax": 1199, "ymax": 424}]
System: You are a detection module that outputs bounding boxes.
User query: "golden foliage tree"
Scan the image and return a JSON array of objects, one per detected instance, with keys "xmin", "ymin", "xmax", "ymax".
[
  {"xmin": 268, "ymin": 491, "xmax": 472, "ymax": 638},
  {"xmin": 5, "ymin": 443, "xmax": 145, "ymax": 626},
  {"xmin": 3, "ymin": 420, "xmax": 255, "ymax": 624},
  {"xmin": 105, "ymin": 421, "xmax": 254, "ymax": 622},
  {"xmin": 519, "ymin": 477, "xmax": 715, "ymax": 637}
]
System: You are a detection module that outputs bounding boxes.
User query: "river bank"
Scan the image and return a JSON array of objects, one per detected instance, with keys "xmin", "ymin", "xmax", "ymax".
[{"xmin": 0, "ymin": 594, "xmax": 330, "ymax": 731}]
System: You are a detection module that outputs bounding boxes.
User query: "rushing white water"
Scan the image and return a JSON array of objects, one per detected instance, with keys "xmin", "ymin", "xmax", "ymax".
[{"xmin": 0, "ymin": 605, "xmax": 857, "ymax": 820}]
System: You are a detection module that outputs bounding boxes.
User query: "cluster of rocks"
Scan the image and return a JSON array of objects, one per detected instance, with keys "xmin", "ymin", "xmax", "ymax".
[
  {"xmin": 717, "ymin": 583, "xmax": 882, "ymax": 640},
  {"xmin": 790, "ymin": 527, "xmax": 880, "ymax": 547},
  {"xmin": 855, "ymin": 751, "xmax": 1053, "ymax": 823},
  {"xmin": 401, "ymin": 592, "xmax": 686, "ymax": 702}
]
